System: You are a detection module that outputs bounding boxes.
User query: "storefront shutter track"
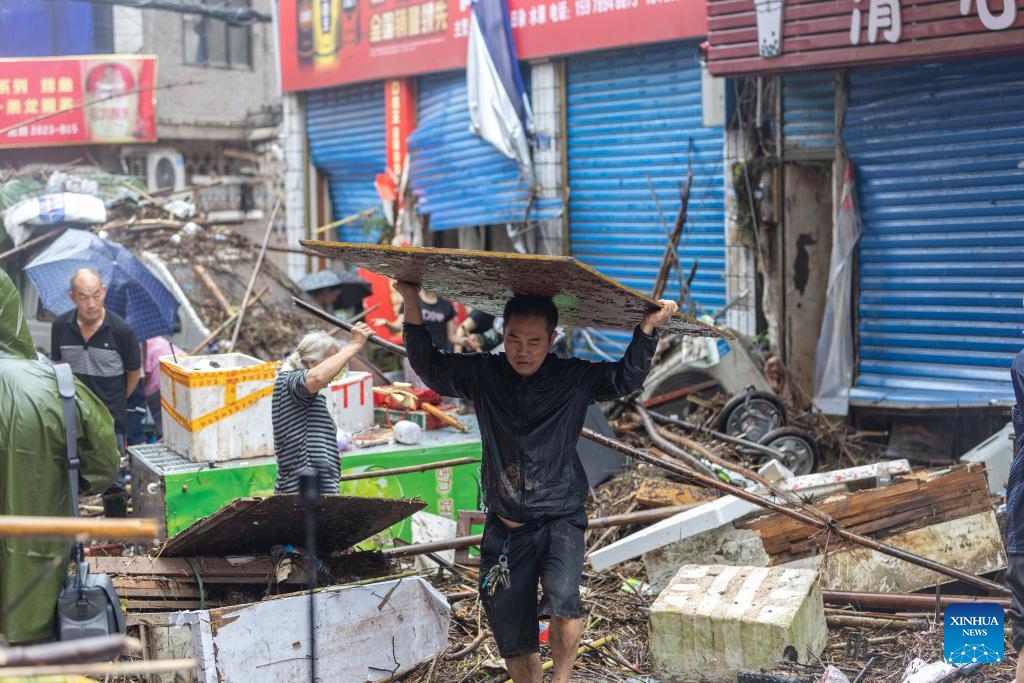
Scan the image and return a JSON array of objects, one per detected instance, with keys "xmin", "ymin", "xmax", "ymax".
[
  {"xmin": 409, "ymin": 71, "xmax": 551, "ymax": 231},
  {"xmin": 843, "ymin": 56, "xmax": 1024, "ymax": 407},
  {"xmin": 566, "ymin": 41, "xmax": 726, "ymax": 357},
  {"xmin": 782, "ymin": 72, "xmax": 835, "ymax": 157},
  {"xmin": 306, "ymin": 82, "xmax": 386, "ymax": 243}
]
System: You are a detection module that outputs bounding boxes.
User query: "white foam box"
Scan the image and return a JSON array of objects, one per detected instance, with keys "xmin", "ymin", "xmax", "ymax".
[
  {"xmin": 159, "ymin": 353, "xmax": 279, "ymax": 463},
  {"xmin": 324, "ymin": 370, "xmax": 374, "ymax": 434}
]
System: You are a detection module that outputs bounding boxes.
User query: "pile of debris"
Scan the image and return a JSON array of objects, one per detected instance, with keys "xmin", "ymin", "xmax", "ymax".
[
  {"xmin": 0, "ymin": 165, "xmax": 317, "ymax": 361},
  {"xmin": 380, "ymin": 333, "xmax": 1015, "ymax": 682}
]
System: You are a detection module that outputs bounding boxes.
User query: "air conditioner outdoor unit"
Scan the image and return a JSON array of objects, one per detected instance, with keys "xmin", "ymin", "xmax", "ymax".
[{"xmin": 146, "ymin": 149, "xmax": 186, "ymax": 192}]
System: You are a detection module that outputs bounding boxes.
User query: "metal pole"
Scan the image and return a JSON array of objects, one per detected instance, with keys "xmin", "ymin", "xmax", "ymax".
[{"xmin": 292, "ymin": 297, "xmax": 407, "ymax": 357}]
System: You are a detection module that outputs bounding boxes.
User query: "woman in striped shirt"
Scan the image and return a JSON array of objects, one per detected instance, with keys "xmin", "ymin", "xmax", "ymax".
[{"xmin": 272, "ymin": 323, "xmax": 373, "ymax": 494}]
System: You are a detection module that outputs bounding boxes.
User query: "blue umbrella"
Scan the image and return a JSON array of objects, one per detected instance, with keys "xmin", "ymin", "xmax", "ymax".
[{"xmin": 24, "ymin": 229, "xmax": 179, "ymax": 341}]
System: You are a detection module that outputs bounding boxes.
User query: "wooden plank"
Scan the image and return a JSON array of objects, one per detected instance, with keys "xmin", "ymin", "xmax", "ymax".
[
  {"xmin": 161, "ymin": 494, "xmax": 425, "ymax": 557},
  {"xmin": 89, "ymin": 556, "xmax": 277, "ymax": 577},
  {"xmin": 634, "ymin": 479, "xmax": 718, "ymax": 508},
  {"xmin": 124, "ymin": 599, "xmax": 226, "ymax": 610},
  {"xmin": 111, "ymin": 579, "xmax": 203, "ymax": 598},
  {"xmin": 741, "ymin": 466, "xmax": 991, "ymax": 562},
  {"xmin": 298, "ymin": 241, "xmax": 724, "ymax": 337}
]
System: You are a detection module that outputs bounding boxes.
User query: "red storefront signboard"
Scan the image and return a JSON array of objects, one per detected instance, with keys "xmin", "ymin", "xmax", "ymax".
[
  {"xmin": 706, "ymin": 0, "xmax": 1024, "ymax": 76},
  {"xmin": 279, "ymin": 0, "xmax": 707, "ymax": 92},
  {"xmin": 0, "ymin": 55, "xmax": 157, "ymax": 149}
]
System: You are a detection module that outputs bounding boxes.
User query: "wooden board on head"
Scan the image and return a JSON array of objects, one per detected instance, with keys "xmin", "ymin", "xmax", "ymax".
[{"xmin": 300, "ymin": 241, "xmax": 726, "ymax": 338}]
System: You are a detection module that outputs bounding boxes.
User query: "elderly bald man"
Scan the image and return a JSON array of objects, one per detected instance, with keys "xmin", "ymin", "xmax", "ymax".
[{"xmin": 50, "ymin": 268, "xmax": 141, "ymax": 517}]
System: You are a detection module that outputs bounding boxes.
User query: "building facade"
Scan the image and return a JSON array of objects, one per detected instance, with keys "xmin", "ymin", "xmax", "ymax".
[
  {"xmin": 277, "ymin": 0, "xmax": 730, "ymax": 356},
  {"xmin": 705, "ymin": 0, "xmax": 1024, "ymax": 429},
  {"xmin": 0, "ymin": 0, "xmax": 286, "ymax": 265}
]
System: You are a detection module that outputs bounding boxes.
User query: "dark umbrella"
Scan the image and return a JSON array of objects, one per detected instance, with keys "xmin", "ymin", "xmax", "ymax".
[
  {"xmin": 297, "ymin": 269, "xmax": 372, "ymax": 312},
  {"xmin": 24, "ymin": 228, "xmax": 179, "ymax": 341}
]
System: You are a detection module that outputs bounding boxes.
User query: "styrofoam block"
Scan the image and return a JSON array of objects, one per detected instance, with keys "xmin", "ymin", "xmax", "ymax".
[{"xmin": 650, "ymin": 564, "xmax": 827, "ymax": 682}]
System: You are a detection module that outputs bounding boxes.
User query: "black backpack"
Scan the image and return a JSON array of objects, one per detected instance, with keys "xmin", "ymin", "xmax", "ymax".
[{"xmin": 53, "ymin": 363, "xmax": 126, "ymax": 644}]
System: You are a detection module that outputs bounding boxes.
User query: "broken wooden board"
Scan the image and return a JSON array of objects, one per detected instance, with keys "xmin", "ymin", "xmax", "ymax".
[
  {"xmin": 635, "ymin": 479, "xmax": 719, "ymax": 508},
  {"xmin": 299, "ymin": 241, "xmax": 724, "ymax": 337},
  {"xmin": 160, "ymin": 495, "xmax": 425, "ymax": 557},
  {"xmin": 738, "ymin": 464, "xmax": 991, "ymax": 564},
  {"xmin": 784, "ymin": 511, "xmax": 1006, "ymax": 593},
  {"xmin": 157, "ymin": 577, "xmax": 449, "ymax": 683}
]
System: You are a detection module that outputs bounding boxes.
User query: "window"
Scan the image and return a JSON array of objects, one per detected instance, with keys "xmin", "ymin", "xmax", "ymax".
[{"xmin": 183, "ymin": 1, "xmax": 252, "ymax": 69}]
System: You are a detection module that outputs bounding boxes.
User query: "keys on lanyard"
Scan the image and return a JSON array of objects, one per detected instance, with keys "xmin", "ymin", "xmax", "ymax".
[{"xmin": 483, "ymin": 537, "xmax": 512, "ymax": 596}]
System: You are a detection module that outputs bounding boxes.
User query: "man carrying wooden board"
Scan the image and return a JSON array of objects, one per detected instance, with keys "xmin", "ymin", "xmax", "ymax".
[{"xmin": 397, "ymin": 280, "xmax": 677, "ymax": 683}]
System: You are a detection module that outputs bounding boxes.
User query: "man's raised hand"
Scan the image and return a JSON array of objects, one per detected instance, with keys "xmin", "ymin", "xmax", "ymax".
[{"xmin": 641, "ymin": 299, "xmax": 680, "ymax": 335}]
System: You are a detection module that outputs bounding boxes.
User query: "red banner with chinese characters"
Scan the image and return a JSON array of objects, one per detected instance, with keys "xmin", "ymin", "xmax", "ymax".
[
  {"xmin": 385, "ymin": 78, "xmax": 416, "ymax": 177},
  {"xmin": 0, "ymin": 55, "xmax": 157, "ymax": 149},
  {"xmin": 279, "ymin": 0, "xmax": 706, "ymax": 92},
  {"xmin": 707, "ymin": 0, "xmax": 1024, "ymax": 76}
]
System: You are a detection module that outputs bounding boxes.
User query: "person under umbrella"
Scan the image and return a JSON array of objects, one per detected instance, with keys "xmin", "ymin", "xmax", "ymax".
[
  {"xmin": 50, "ymin": 268, "xmax": 140, "ymax": 517},
  {"xmin": 24, "ymin": 228, "xmax": 179, "ymax": 342},
  {"xmin": 298, "ymin": 269, "xmax": 372, "ymax": 319}
]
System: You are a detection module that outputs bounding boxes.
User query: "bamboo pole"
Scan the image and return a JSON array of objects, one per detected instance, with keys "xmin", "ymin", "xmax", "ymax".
[
  {"xmin": 0, "ymin": 516, "xmax": 159, "ymax": 540},
  {"xmin": 0, "ymin": 634, "xmax": 142, "ymax": 666},
  {"xmin": 313, "ymin": 208, "xmax": 378, "ymax": 236},
  {"xmin": 192, "ymin": 264, "xmax": 233, "ymax": 315},
  {"xmin": 0, "ymin": 227, "xmax": 67, "ymax": 262},
  {"xmin": 337, "ymin": 457, "xmax": 479, "ymax": 482},
  {"xmin": 0, "ymin": 657, "xmax": 197, "ymax": 678},
  {"xmin": 228, "ymin": 197, "xmax": 282, "ymax": 352},
  {"xmin": 825, "ymin": 614, "xmax": 929, "ymax": 631},
  {"xmin": 293, "ymin": 294, "xmax": 1009, "ymax": 595},
  {"xmin": 823, "ymin": 590, "xmax": 1011, "ymax": 611}
]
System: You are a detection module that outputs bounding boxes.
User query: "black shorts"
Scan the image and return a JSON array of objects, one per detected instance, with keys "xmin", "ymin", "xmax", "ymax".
[
  {"xmin": 479, "ymin": 508, "xmax": 587, "ymax": 658},
  {"xmin": 1007, "ymin": 554, "xmax": 1024, "ymax": 650}
]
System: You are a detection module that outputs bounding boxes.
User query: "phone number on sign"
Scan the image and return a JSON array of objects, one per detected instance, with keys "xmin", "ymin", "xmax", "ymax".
[{"xmin": 4, "ymin": 122, "xmax": 80, "ymax": 138}]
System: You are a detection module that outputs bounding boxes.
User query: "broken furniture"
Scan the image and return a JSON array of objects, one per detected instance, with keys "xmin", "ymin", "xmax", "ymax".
[
  {"xmin": 108, "ymin": 495, "xmax": 446, "ymax": 682},
  {"xmin": 92, "ymin": 494, "xmax": 424, "ymax": 612}
]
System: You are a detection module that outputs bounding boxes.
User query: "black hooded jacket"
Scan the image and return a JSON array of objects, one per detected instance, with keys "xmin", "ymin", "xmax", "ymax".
[{"xmin": 404, "ymin": 323, "xmax": 657, "ymax": 522}]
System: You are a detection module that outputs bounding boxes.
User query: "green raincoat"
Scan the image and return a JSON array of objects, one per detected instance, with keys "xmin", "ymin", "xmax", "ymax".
[{"xmin": 0, "ymin": 269, "xmax": 119, "ymax": 643}]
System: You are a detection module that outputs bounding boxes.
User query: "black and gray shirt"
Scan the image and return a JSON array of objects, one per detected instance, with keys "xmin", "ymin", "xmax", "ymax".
[
  {"xmin": 51, "ymin": 309, "xmax": 141, "ymax": 434},
  {"xmin": 271, "ymin": 369, "xmax": 340, "ymax": 494}
]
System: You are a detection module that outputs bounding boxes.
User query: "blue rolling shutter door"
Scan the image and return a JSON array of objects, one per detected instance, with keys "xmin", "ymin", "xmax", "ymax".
[
  {"xmin": 842, "ymin": 56, "xmax": 1024, "ymax": 407},
  {"xmin": 409, "ymin": 71, "xmax": 550, "ymax": 231},
  {"xmin": 782, "ymin": 72, "xmax": 835, "ymax": 156},
  {"xmin": 306, "ymin": 82, "xmax": 386, "ymax": 243},
  {"xmin": 566, "ymin": 41, "xmax": 726, "ymax": 357}
]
